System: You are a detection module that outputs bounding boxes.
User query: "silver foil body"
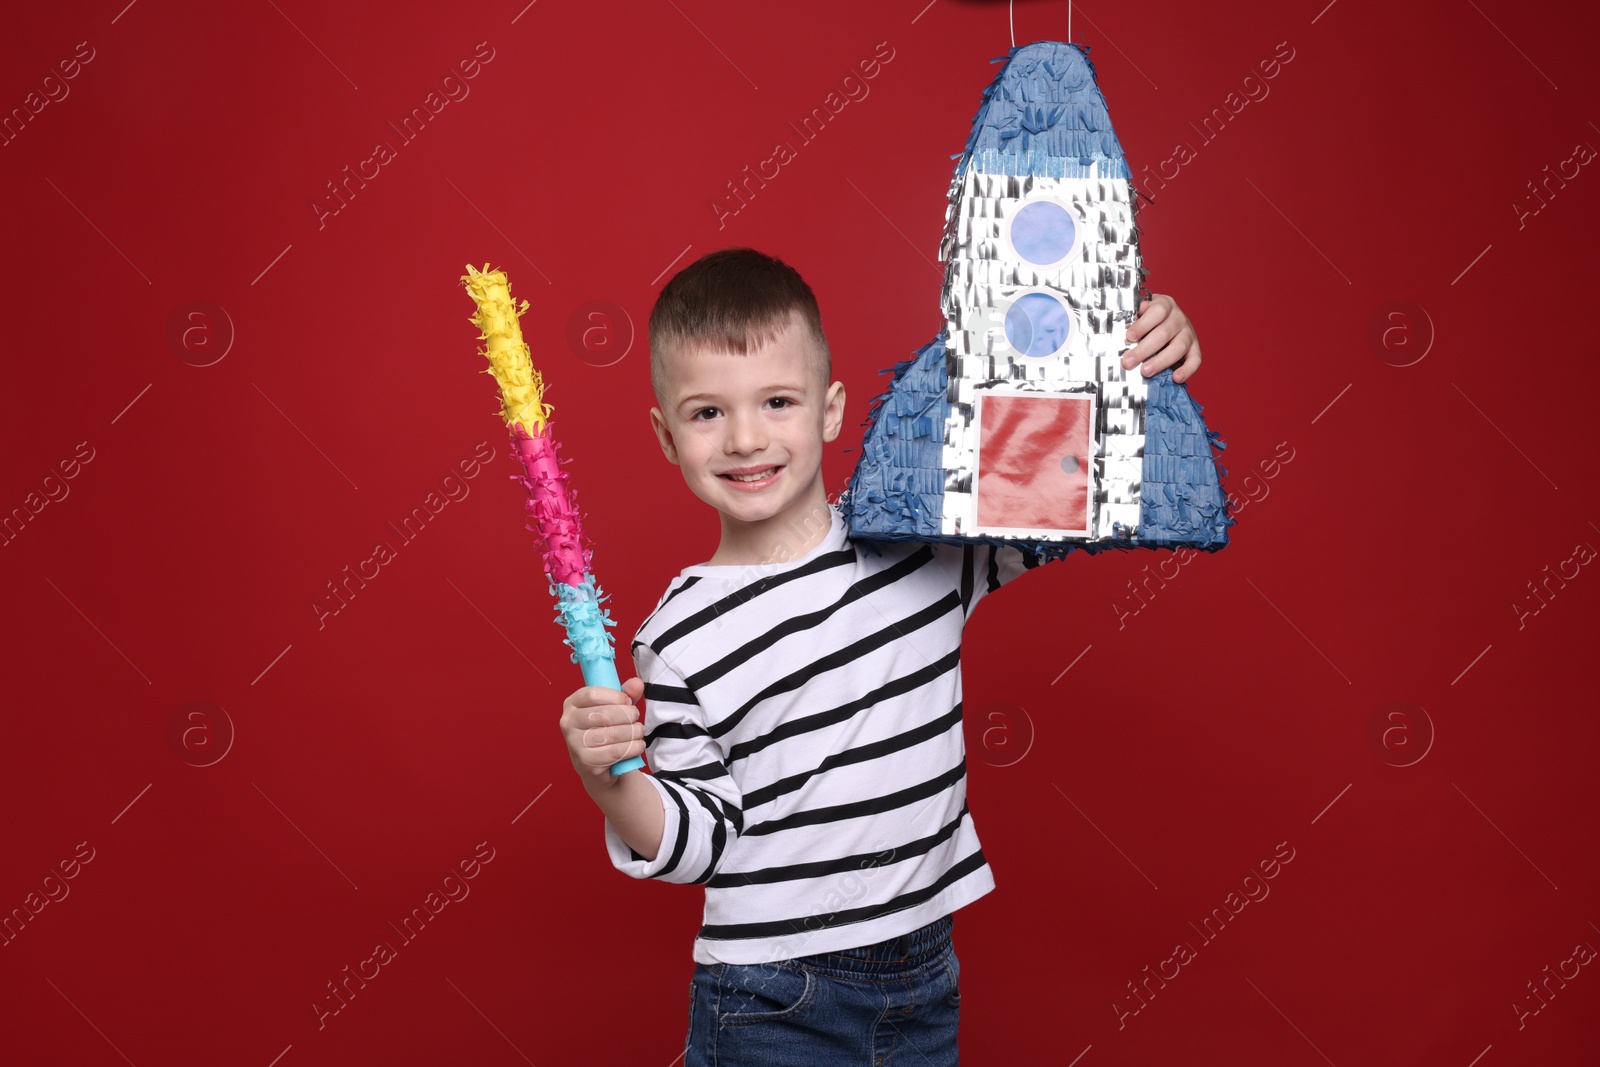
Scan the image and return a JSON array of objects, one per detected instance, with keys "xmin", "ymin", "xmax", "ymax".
[{"xmin": 937, "ymin": 163, "xmax": 1147, "ymax": 542}]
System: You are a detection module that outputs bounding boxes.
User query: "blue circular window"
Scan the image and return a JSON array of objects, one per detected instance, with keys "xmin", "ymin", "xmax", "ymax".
[
  {"xmin": 1010, "ymin": 200, "xmax": 1076, "ymax": 265},
  {"xmin": 1004, "ymin": 292, "xmax": 1071, "ymax": 357}
]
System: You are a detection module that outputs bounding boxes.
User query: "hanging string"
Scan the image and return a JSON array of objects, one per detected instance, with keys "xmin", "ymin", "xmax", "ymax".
[{"xmin": 1011, "ymin": 0, "xmax": 1075, "ymax": 47}]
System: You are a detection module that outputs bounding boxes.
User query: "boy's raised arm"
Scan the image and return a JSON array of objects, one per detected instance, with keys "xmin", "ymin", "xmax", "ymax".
[{"xmin": 949, "ymin": 541, "xmax": 1048, "ymax": 623}]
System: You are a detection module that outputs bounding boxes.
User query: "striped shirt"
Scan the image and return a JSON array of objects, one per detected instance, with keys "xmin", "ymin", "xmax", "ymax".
[{"xmin": 604, "ymin": 502, "xmax": 1045, "ymax": 965}]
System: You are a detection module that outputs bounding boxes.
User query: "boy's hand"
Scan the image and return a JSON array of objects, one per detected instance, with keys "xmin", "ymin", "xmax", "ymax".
[
  {"xmin": 560, "ymin": 678, "xmax": 646, "ymax": 785},
  {"xmin": 1122, "ymin": 293, "xmax": 1201, "ymax": 383}
]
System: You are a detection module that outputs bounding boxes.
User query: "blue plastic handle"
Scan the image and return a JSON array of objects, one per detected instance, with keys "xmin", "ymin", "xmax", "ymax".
[{"xmin": 577, "ymin": 653, "xmax": 645, "ymax": 775}]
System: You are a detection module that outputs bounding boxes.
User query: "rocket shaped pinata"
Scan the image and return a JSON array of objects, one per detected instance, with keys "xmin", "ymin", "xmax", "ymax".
[{"xmin": 840, "ymin": 41, "xmax": 1233, "ymax": 558}]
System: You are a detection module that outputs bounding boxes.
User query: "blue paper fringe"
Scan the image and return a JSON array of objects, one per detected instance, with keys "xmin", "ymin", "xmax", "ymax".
[
  {"xmin": 950, "ymin": 41, "xmax": 1129, "ymax": 180},
  {"xmin": 550, "ymin": 571, "xmax": 617, "ymax": 666}
]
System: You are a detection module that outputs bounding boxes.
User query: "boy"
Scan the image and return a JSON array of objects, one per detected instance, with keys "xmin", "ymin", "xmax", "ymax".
[{"xmin": 559, "ymin": 248, "xmax": 1201, "ymax": 1064}]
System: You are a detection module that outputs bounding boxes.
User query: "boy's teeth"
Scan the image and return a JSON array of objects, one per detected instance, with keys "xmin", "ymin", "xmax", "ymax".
[{"xmin": 729, "ymin": 468, "xmax": 774, "ymax": 482}]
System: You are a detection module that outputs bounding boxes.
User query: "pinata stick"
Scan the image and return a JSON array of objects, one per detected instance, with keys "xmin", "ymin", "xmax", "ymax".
[{"xmin": 462, "ymin": 263, "xmax": 644, "ymax": 775}]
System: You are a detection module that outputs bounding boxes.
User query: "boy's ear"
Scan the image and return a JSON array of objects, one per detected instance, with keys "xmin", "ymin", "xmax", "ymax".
[
  {"xmin": 649, "ymin": 406, "xmax": 681, "ymax": 464},
  {"xmin": 822, "ymin": 381, "xmax": 846, "ymax": 443}
]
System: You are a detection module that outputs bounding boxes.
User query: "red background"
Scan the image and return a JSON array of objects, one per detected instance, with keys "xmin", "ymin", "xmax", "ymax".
[{"xmin": 3, "ymin": 1, "xmax": 1597, "ymax": 1064}]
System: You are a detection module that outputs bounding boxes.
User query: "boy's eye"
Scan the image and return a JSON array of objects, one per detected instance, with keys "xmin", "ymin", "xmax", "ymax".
[{"xmin": 690, "ymin": 399, "xmax": 792, "ymax": 419}]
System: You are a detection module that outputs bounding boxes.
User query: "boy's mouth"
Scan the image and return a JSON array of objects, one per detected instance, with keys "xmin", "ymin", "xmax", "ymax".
[{"xmin": 720, "ymin": 464, "xmax": 784, "ymax": 487}]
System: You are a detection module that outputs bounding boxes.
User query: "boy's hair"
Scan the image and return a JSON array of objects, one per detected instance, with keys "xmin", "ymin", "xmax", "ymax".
[{"xmin": 648, "ymin": 247, "xmax": 831, "ymax": 405}]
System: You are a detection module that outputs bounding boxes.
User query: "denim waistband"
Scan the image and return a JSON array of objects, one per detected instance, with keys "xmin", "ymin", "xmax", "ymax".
[{"xmin": 791, "ymin": 913, "xmax": 953, "ymax": 979}]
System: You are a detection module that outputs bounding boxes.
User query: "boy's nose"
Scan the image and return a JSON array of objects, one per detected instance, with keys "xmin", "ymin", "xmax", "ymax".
[{"xmin": 724, "ymin": 411, "xmax": 767, "ymax": 453}]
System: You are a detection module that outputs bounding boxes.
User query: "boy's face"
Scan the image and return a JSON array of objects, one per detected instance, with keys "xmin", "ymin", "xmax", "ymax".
[{"xmin": 649, "ymin": 315, "xmax": 845, "ymax": 549}]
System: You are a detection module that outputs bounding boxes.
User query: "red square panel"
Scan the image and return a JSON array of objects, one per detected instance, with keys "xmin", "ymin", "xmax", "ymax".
[{"xmin": 975, "ymin": 391, "xmax": 1093, "ymax": 534}]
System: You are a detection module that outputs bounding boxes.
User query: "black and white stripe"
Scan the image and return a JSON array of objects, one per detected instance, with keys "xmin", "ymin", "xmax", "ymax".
[{"xmin": 603, "ymin": 504, "xmax": 1044, "ymax": 965}]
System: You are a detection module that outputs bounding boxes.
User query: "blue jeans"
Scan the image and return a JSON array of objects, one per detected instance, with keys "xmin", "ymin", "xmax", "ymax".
[{"xmin": 685, "ymin": 913, "xmax": 961, "ymax": 1066}]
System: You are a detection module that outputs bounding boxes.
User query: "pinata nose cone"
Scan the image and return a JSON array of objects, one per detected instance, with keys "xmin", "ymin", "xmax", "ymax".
[{"xmin": 964, "ymin": 41, "xmax": 1126, "ymax": 169}]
